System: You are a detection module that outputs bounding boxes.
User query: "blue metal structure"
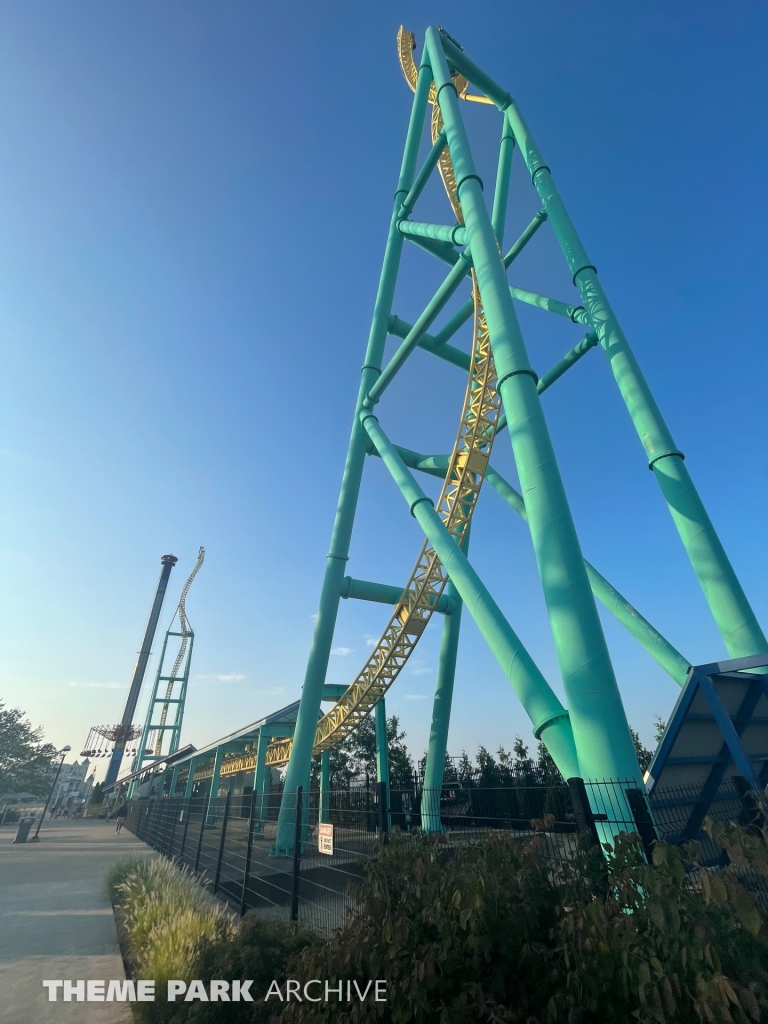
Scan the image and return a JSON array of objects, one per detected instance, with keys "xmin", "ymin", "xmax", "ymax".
[{"xmin": 647, "ymin": 654, "xmax": 768, "ymax": 845}]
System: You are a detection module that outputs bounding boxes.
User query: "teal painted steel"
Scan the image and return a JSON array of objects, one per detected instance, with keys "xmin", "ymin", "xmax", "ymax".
[
  {"xmin": 339, "ymin": 574, "xmax": 454, "ymax": 614},
  {"xmin": 509, "ymin": 285, "xmax": 588, "ymax": 324},
  {"xmin": 405, "ymin": 235, "xmax": 461, "ymax": 265},
  {"xmin": 206, "ymin": 746, "xmax": 226, "ymax": 825},
  {"xmin": 387, "ymin": 314, "xmax": 470, "ymax": 372},
  {"xmin": 500, "ymin": 97, "xmax": 768, "ymax": 664},
  {"xmin": 399, "ymin": 131, "xmax": 446, "ymax": 217},
  {"xmin": 183, "ymin": 757, "xmax": 197, "ymax": 798},
  {"xmin": 375, "ymin": 699, "xmax": 390, "ymax": 787},
  {"xmin": 536, "ymin": 332, "xmax": 599, "ymax": 395},
  {"xmin": 366, "ymin": 253, "xmax": 472, "ymax": 406},
  {"xmin": 361, "ymin": 410, "xmax": 579, "ymax": 780},
  {"xmin": 502, "ymin": 210, "xmax": 547, "ymax": 267},
  {"xmin": 491, "ymin": 117, "xmax": 515, "ymax": 240},
  {"xmin": 274, "ymin": 56, "xmax": 435, "ymax": 855},
  {"xmin": 398, "ymin": 220, "xmax": 467, "ymax": 246},
  {"xmin": 254, "ymin": 728, "xmax": 270, "ymax": 826},
  {"xmin": 367, "ymin": 440, "xmax": 688, "ymax": 687},
  {"xmin": 427, "ymin": 27, "xmax": 641, "ymax": 784},
  {"xmin": 319, "ymin": 750, "xmax": 330, "ymax": 825},
  {"xmin": 484, "ymin": 466, "xmax": 691, "ymax": 686},
  {"xmin": 422, "ymin": 579, "xmax": 462, "ymax": 832}
]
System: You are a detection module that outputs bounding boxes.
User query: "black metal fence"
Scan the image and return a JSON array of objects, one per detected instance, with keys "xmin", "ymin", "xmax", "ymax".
[{"xmin": 124, "ymin": 774, "xmax": 766, "ymax": 935}]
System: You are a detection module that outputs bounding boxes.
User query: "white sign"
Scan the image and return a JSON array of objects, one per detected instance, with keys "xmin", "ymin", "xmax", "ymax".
[{"xmin": 318, "ymin": 822, "xmax": 334, "ymax": 856}]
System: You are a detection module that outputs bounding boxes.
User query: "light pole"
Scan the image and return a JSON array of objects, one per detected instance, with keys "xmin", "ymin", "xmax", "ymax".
[{"xmin": 29, "ymin": 745, "xmax": 71, "ymax": 842}]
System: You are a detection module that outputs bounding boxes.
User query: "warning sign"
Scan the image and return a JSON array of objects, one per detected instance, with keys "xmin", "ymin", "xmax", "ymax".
[{"xmin": 318, "ymin": 823, "xmax": 334, "ymax": 856}]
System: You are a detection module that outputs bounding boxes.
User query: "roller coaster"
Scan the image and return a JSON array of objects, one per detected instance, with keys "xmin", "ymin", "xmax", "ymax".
[
  {"xmin": 108, "ymin": 28, "xmax": 766, "ymax": 856},
  {"xmin": 261, "ymin": 26, "xmax": 767, "ymax": 853}
]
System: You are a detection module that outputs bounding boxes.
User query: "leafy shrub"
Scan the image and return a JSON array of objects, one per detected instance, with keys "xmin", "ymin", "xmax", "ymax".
[{"xmin": 283, "ymin": 828, "xmax": 768, "ymax": 1023}]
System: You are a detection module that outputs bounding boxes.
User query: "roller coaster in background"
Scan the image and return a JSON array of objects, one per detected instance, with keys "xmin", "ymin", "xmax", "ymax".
[{"xmin": 108, "ymin": 28, "xmax": 767, "ymax": 855}]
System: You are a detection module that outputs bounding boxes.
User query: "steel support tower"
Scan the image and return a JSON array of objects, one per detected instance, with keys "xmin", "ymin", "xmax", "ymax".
[
  {"xmin": 104, "ymin": 554, "xmax": 177, "ymax": 787},
  {"xmin": 268, "ymin": 27, "xmax": 766, "ymax": 852},
  {"xmin": 128, "ymin": 547, "xmax": 205, "ymax": 793}
]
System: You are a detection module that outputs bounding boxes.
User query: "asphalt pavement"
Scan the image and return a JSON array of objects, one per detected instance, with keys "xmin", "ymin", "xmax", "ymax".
[{"xmin": 0, "ymin": 817, "xmax": 155, "ymax": 1024}]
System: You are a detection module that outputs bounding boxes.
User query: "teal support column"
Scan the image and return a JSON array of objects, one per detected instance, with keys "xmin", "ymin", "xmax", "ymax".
[
  {"xmin": 170, "ymin": 766, "xmax": 180, "ymax": 797},
  {"xmin": 375, "ymin": 699, "xmax": 390, "ymax": 787},
  {"xmin": 491, "ymin": 115, "xmax": 515, "ymax": 239},
  {"xmin": 205, "ymin": 747, "xmax": 226, "ymax": 826},
  {"xmin": 362, "ymin": 411, "xmax": 579, "ymax": 779},
  {"xmin": 319, "ymin": 750, "xmax": 331, "ymax": 825},
  {"xmin": 274, "ymin": 57, "xmax": 434, "ymax": 855},
  {"xmin": 254, "ymin": 728, "xmax": 270, "ymax": 829},
  {"xmin": 502, "ymin": 98, "xmax": 768, "ymax": 663},
  {"xmin": 426, "ymin": 27, "xmax": 641, "ymax": 785},
  {"xmin": 422, "ymin": 580, "xmax": 462, "ymax": 832},
  {"xmin": 184, "ymin": 758, "xmax": 197, "ymax": 799}
]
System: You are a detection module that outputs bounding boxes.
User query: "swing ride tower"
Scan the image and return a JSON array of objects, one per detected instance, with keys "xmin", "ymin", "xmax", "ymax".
[{"xmin": 260, "ymin": 27, "xmax": 767, "ymax": 853}]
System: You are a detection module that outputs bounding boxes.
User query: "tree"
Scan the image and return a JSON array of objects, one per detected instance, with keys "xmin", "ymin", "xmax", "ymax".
[
  {"xmin": 630, "ymin": 727, "xmax": 654, "ymax": 775},
  {"xmin": 90, "ymin": 781, "xmax": 104, "ymax": 806},
  {"xmin": 312, "ymin": 714, "xmax": 415, "ymax": 790},
  {"xmin": 0, "ymin": 701, "xmax": 59, "ymax": 797}
]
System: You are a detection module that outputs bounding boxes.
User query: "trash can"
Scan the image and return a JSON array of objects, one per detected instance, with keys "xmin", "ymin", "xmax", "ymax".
[{"xmin": 12, "ymin": 816, "xmax": 35, "ymax": 844}]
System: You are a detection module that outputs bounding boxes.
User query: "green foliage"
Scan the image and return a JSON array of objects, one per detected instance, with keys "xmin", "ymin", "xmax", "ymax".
[
  {"xmin": 631, "ymin": 727, "xmax": 655, "ymax": 774},
  {"xmin": 91, "ymin": 781, "xmax": 104, "ymax": 805},
  {"xmin": 108, "ymin": 857, "xmax": 316, "ymax": 1024},
  {"xmin": 0, "ymin": 700, "xmax": 59, "ymax": 797},
  {"xmin": 283, "ymin": 828, "xmax": 768, "ymax": 1023},
  {"xmin": 186, "ymin": 915, "xmax": 320, "ymax": 1023},
  {"xmin": 315, "ymin": 715, "xmax": 415, "ymax": 789},
  {"xmin": 109, "ymin": 857, "xmax": 234, "ymax": 1021}
]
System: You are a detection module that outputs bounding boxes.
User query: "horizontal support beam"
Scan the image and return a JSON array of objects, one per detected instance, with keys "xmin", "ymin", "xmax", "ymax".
[
  {"xmin": 398, "ymin": 220, "xmax": 466, "ymax": 246},
  {"xmin": 340, "ymin": 574, "xmax": 454, "ymax": 614},
  {"xmin": 509, "ymin": 285, "xmax": 588, "ymax": 324},
  {"xmin": 366, "ymin": 255, "xmax": 472, "ymax": 405},
  {"xmin": 322, "ymin": 684, "xmax": 349, "ymax": 701},
  {"xmin": 388, "ymin": 314, "xmax": 470, "ymax": 372}
]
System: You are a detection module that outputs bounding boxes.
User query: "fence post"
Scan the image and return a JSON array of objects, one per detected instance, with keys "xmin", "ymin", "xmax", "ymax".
[
  {"xmin": 624, "ymin": 787, "xmax": 659, "ymax": 862},
  {"xmin": 213, "ymin": 793, "xmax": 231, "ymax": 896},
  {"xmin": 177, "ymin": 798, "xmax": 191, "ymax": 864},
  {"xmin": 240, "ymin": 788, "xmax": 258, "ymax": 916},
  {"xmin": 290, "ymin": 786, "xmax": 303, "ymax": 923},
  {"xmin": 567, "ymin": 777, "xmax": 600, "ymax": 847},
  {"xmin": 377, "ymin": 780, "xmax": 389, "ymax": 844}
]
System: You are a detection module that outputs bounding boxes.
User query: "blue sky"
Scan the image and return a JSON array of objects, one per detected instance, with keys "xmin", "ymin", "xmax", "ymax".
[{"xmin": 1, "ymin": 1, "xmax": 766, "ymax": 779}]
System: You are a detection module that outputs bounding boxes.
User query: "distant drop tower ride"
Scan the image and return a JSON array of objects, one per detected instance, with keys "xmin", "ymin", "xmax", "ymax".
[{"xmin": 104, "ymin": 554, "xmax": 178, "ymax": 788}]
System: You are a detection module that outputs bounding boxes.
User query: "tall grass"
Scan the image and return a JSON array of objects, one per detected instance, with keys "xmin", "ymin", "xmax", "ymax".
[{"xmin": 108, "ymin": 857, "xmax": 234, "ymax": 1019}]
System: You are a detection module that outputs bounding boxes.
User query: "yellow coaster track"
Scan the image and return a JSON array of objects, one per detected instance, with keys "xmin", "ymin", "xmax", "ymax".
[{"xmin": 266, "ymin": 30, "xmax": 500, "ymax": 768}]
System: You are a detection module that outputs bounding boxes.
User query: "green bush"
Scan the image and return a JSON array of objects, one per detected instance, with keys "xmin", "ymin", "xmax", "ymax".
[{"xmin": 283, "ymin": 828, "xmax": 768, "ymax": 1023}]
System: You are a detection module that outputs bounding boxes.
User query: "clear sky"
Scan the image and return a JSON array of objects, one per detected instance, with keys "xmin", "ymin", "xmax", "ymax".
[{"xmin": 1, "ymin": 1, "xmax": 766, "ymax": 780}]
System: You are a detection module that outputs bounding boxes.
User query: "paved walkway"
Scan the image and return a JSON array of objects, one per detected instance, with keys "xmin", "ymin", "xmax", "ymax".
[{"xmin": 0, "ymin": 818, "xmax": 155, "ymax": 1024}]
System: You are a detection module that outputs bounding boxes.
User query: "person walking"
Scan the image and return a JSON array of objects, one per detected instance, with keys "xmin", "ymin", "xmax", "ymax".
[{"xmin": 114, "ymin": 801, "xmax": 128, "ymax": 834}]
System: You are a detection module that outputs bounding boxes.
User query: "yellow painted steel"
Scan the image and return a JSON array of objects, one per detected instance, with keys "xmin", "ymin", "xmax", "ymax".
[{"xmin": 265, "ymin": 29, "xmax": 499, "ymax": 769}]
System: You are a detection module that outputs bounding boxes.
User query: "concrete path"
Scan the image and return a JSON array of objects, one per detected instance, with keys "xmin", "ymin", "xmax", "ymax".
[{"xmin": 0, "ymin": 818, "xmax": 155, "ymax": 1024}]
